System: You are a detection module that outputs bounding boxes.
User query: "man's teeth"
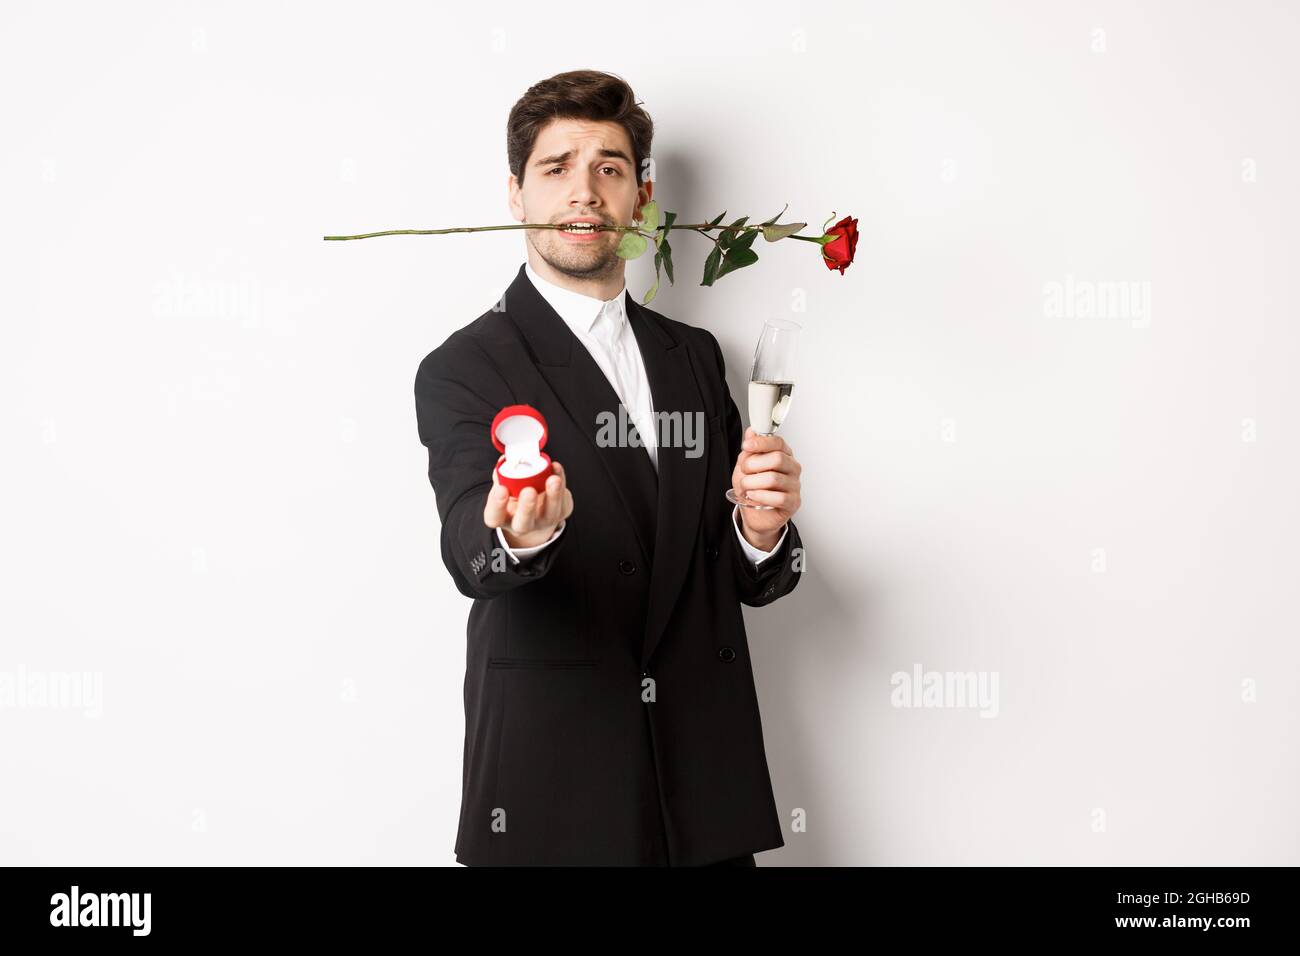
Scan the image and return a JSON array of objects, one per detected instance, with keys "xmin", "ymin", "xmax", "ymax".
[{"xmin": 562, "ymin": 223, "xmax": 600, "ymax": 232}]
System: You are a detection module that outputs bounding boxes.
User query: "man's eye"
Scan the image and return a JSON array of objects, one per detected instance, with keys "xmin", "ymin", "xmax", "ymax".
[{"xmin": 546, "ymin": 166, "xmax": 619, "ymax": 176}]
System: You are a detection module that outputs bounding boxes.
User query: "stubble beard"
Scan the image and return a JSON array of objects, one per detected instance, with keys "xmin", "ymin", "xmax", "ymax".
[{"xmin": 530, "ymin": 225, "xmax": 624, "ymax": 281}]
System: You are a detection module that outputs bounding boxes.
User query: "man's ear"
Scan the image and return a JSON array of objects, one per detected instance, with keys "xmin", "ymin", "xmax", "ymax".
[
  {"xmin": 639, "ymin": 176, "xmax": 655, "ymax": 217},
  {"xmin": 507, "ymin": 174, "xmax": 524, "ymax": 223}
]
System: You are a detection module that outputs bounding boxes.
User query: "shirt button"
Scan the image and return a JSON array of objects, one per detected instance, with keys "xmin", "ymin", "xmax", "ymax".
[{"xmin": 619, "ymin": 559, "xmax": 636, "ymax": 575}]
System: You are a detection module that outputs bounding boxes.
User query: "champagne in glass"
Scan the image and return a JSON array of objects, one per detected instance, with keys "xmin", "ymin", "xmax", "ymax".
[
  {"xmin": 726, "ymin": 318, "xmax": 800, "ymax": 510},
  {"xmin": 746, "ymin": 380, "xmax": 795, "ymax": 436}
]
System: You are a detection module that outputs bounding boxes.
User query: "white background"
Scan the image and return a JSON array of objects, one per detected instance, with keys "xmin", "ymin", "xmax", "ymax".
[{"xmin": 2, "ymin": 1, "xmax": 1297, "ymax": 865}]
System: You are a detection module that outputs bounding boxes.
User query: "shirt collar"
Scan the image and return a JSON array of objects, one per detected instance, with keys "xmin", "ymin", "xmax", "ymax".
[{"xmin": 524, "ymin": 261, "xmax": 627, "ymax": 337}]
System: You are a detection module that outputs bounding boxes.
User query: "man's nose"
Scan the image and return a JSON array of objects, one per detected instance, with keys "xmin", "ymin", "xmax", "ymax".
[{"xmin": 568, "ymin": 167, "xmax": 602, "ymax": 208}]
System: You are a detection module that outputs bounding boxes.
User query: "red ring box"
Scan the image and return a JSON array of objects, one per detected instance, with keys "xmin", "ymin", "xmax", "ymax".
[{"xmin": 490, "ymin": 404, "xmax": 552, "ymax": 497}]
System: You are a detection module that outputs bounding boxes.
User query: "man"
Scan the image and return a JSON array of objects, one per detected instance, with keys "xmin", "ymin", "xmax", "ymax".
[{"xmin": 414, "ymin": 70, "xmax": 804, "ymax": 866}]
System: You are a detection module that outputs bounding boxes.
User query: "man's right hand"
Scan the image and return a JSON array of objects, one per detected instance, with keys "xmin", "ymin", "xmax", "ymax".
[{"xmin": 483, "ymin": 460, "xmax": 574, "ymax": 549}]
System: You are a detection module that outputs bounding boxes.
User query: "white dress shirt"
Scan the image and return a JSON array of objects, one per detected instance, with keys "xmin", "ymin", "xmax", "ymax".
[{"xmin": 495, "ymin": 262, "xmax": 788, "ymax": 567}]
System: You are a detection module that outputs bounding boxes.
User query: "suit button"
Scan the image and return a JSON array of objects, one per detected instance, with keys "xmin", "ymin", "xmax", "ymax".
[
  {"xmin": 619, "ymin": 559, "xmax": 636, "ymax": 575},
  {"xmin": 718, "ymin": 646, "xmax": 736, "ymax": 663}
]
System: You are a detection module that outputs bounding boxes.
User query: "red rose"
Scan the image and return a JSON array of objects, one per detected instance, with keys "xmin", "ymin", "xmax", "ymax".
[{"xmin": 821, "ymin": 215, "xmax": 859, "ymax": 274}]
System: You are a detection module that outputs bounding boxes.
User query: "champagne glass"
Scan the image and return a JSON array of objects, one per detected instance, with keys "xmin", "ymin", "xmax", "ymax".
[{"xmin": 726, "ymin": 318, "xmax": 800, "ymax": 510}]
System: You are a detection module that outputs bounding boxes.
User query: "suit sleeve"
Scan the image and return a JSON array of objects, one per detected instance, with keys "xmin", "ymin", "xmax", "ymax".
[
  {"xmin": 708, "ymin": 331, "xmax": 804, "ymax": 608},
  {"xmin": 414, "ymin": 338, "xmax": 569, "ymax": 600}
]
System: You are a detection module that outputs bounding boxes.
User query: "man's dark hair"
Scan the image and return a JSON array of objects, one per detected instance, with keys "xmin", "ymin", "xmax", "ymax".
[{"xmin": 507, "ymin": 70, "xmax": 654, "ymax": 187}]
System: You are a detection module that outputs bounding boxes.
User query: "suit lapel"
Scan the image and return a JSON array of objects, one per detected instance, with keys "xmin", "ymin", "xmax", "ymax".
[{"xmin": 625, "ymin": 295, "xmax": 708, "ymax": 670}]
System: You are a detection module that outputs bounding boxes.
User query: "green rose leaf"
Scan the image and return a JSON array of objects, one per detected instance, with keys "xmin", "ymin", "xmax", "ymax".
[
  {"xmin": 616, "ymin": 230, "xmax": 649, "ymax": 260},
  {"xmin": 640, "ymin": 200, "xmax": 660, "ymax": 233},
  {"xmin": 655, "ymin": 209, "xmax": 676, "ymax": 250},
  {"xmin": 719, "ymin": 215, "xmax": 749, "ymax": 245},
  {"xmin": 715, "ymin": 245, "xmax": 759, "ymax": 281},
  {"xmin": 644, "ymin": 254, "xmax": 661, "ymax": 305},
  {"xmin": 761, "ymin": 222, "xmax": 807, "ymax": 242},
  {"xmin": 731, "ymin": 227, "xmax": 759, "ymax": 254},
  {"xmin": 701, "ymin": 243, "xmax": 723, "ymax": 286}
]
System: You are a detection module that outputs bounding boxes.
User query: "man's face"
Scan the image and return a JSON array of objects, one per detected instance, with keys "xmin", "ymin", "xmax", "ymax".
[{"xmin": 509, "ymin": 117, "xmax": 652, "ymax": 281}]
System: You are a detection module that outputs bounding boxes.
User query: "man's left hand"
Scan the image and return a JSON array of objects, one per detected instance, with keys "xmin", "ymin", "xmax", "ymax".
[{"xmin": 731, "ymin": 426, "xmax": 802, "ymax": 550}]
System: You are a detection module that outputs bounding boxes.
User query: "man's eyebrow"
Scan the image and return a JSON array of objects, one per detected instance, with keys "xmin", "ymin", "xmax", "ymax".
[{"xmin": 532, "ymin": 148, "xmax": 633, "ymax": 167}]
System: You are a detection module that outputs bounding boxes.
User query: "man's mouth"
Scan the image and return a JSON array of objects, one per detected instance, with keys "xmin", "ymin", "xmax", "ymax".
[{"xmin": 556, "ymin": 221, "xmax": 608, "ymax": 242}]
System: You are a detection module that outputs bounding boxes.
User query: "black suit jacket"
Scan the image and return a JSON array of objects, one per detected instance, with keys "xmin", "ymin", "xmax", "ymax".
[{"xmin": 414, "ymin": 262, "xmax": 803, "ymax": 865}]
